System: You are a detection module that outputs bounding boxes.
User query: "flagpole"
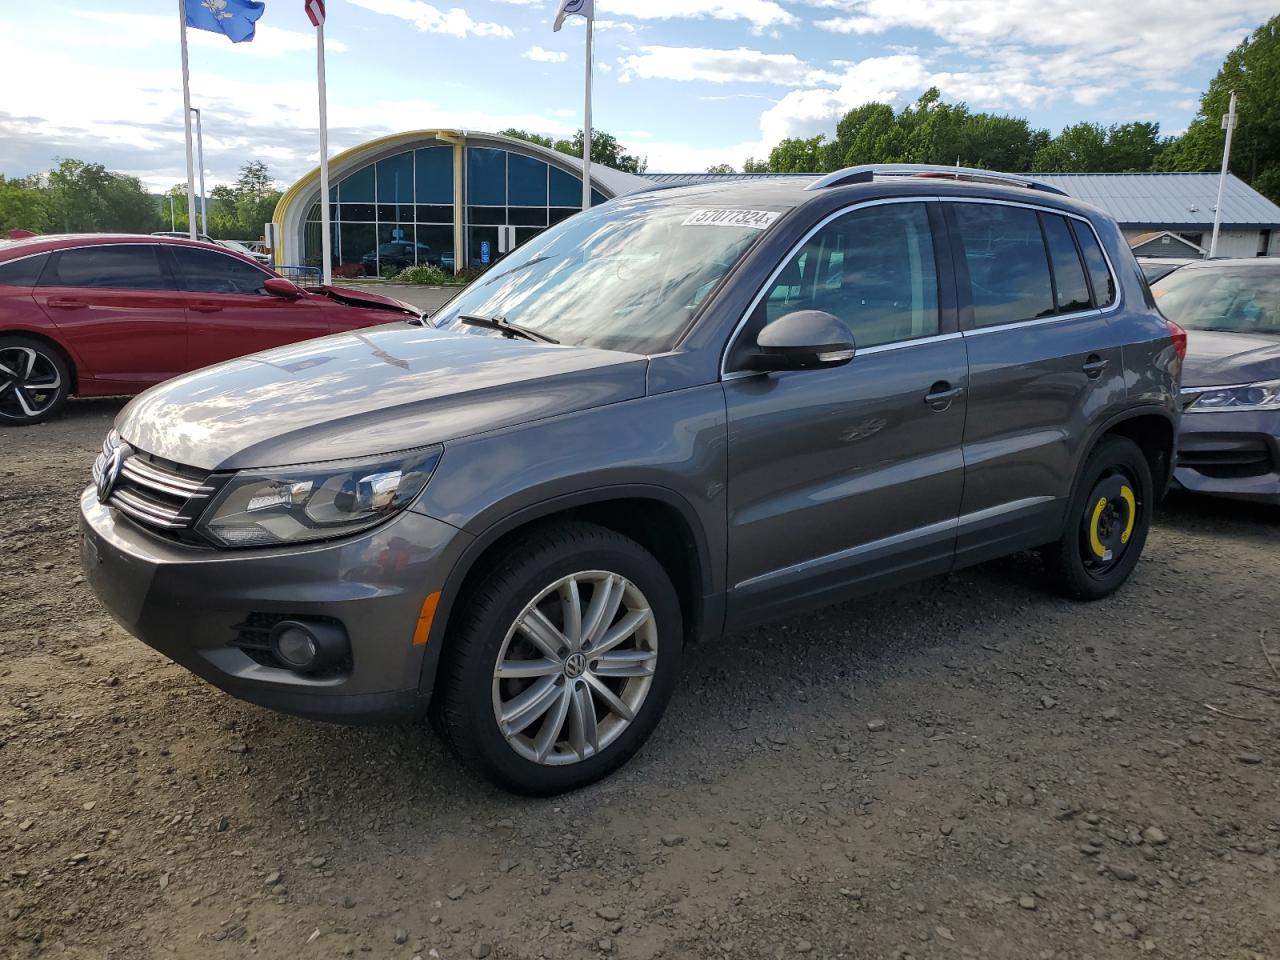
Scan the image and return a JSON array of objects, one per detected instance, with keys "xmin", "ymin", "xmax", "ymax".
[
  {"xmin": 316, "ymin": 18, "xmax": 333, "ymax": 287},
  {"xmin": 581, "ymin": 15, "xmax": 593, "ymax": 211},
  {"xmin": 178, "ymin": 0, "xmax": 199, "ymax": 241}
]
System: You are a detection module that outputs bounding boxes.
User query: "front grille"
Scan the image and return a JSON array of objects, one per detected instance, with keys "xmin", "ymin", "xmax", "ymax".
[
  {"xmin": 230, "ymin": 612, "xmax": 353, "ymax": 676},
  {"xmin": 93, "ymin": 435, "xmax": 224, "ymax": 542}
]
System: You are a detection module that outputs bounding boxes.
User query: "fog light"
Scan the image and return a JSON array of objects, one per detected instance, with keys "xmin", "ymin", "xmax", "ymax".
[{"xmin": 269, "ymin": 620, "xmax": 349, "ymax": 674}]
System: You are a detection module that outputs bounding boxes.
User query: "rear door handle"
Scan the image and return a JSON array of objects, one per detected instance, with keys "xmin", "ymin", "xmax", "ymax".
[
  {"xmin": 924, "ymin": 383, "xmax": 964, "ymax": 409},
  {"xmin": 1082, "ymin": 355, "xmax": 1110, "ymax": 379},
  {"xmin": 189, "ymin": 303, "xmax": 223, "ymax": 313},
  {"xmin": 45, "ymin": 298, "xmax": 85, "ymax": 310}
]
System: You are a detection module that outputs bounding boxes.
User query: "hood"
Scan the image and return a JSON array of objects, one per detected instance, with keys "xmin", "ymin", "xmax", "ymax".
[
  {"xmin": 116, "ymin": 324, "xmax": 647, "ymax": 471},
  {"xmin": 313, "ymin": 285, "xmax": 421, "ymax": 317},
  {"xmin": 1181, "ymin": 329, "xmax": 1280, "ymax": 388}
]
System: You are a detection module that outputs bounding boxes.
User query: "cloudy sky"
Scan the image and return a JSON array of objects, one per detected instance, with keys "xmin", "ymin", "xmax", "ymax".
[{"xmin": 0, "ymin": 0, "xmax": 1271, "ymax": 192}]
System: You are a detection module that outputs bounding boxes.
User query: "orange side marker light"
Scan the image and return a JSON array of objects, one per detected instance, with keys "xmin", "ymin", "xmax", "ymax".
[{"xmin": 412, "ymin": 591, "xmax": 441, "ymax": 646}]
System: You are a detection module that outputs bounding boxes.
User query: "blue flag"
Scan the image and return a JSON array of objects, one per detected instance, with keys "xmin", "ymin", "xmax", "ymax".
[{"xmin": 185, "ymin": 0, "xmax": 266, "ymax": 44}]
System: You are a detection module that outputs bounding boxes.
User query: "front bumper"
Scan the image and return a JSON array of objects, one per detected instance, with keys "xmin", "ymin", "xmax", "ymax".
[
  {"xmin": 1173, "ymin": 408, "xmax": 1280, "ymax": 505},
  {"xmin": 79, "ymin": 488, "xmax": 471, "ymax": 723}
]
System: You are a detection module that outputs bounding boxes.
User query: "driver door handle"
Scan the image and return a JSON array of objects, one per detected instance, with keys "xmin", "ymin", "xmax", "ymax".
[
  {"xmin": 1082, "ymin": 355, "xmax": 1110, "ymax": 379},
  {"xmin": 924, "ymin": 383, "xmax": 964, "ymax": 410},
  {"xmin": 189, "ymin": 303, "xmax": 223, "ymax": 313},
  {"xmin": 45, "ymin": 297, "xmax": 85, "ymax": 310}
]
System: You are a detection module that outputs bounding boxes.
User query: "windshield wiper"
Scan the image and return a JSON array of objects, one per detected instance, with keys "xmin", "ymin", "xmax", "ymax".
[{"xmin": 459, "ymin": 314, "xmax": 559, "ymax": 344}]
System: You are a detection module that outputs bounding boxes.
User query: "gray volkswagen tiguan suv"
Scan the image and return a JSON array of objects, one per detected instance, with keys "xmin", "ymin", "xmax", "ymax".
[{"xmin": 82, "ymin": 165, "xmax": 1184, "ymax": 795}]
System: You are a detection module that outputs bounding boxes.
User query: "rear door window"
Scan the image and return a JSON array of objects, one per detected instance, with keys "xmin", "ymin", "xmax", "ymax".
[
  {"xmin": 1041, "ymin": 213, "xmax": 1092, "ymax": 313},
  {"xmin": 951, "ymin": 203, "xmax": 1054, "ymax": 328},
  {"xmin": 1070, "ymin": 219, "xmax": 1116, "ymax": 307},
  {"xmin": 0, "ymin": 254, "xmax": 48, "ymax": 287},
  {"xmin": 169, "ymin": 246, "xmax": 271, "ymax": 295},
  {"xmin": 41, "ymin": 245, "xmax": 174, "ymax": 290}
]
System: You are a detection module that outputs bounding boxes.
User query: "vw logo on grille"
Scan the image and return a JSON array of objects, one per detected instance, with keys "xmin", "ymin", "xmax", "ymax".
[
  {"xmin": 97, "ymin": 443, "xmax": 130, "ymax": 504},
  {"xmin": 563, "ymin": 652, "xmax": 588, "ymax": 680}
]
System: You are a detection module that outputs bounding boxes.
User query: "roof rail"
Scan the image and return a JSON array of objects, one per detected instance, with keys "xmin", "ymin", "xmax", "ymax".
[{"xmin": 806, "ymin": 163, "xmax": 1069, "ymax": 196}]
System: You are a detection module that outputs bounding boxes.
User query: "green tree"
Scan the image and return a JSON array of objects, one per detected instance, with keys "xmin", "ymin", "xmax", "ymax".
[
  {"xmin": 706, "ymin": 163, "xmax": 736, "ymax": 174},
  {"xmin": 498, "ymin": 128, "xmax": 555, "ymax": 149},
  {"xmin": 768, "ymin": 135, "xmax": 828, "ymax": 173},
  {"xmin": 501, "ymin": 128, "xmax": 648, "ymax": 174},
  {"xmin": 742, "ymin": 157, "xmax": 770, "ymax": 173},
  {"xmin": 45, "ymin": 159, "xmax": 159, "ymax": 233},
  {"xmin": 1158, "ymin": 14, "xmax": 1280, "ymax": 201},
  {"xmin": 1031, "ymin": 121, "xmax": 1165, "ymax": 172},
  {"xmin": 0, "ymin": 174, "xmax": 50, "ymax": 234}
]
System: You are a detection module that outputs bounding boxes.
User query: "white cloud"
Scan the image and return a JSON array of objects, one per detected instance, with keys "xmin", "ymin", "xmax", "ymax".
[
  {"xmin": 618, "ymin": 46, "xmax": 837, "ymax": 86},
  {"xmin": 756, "ymin": 54, "xmax": 930, "ymax": 143},
  {"xmin": 810, "ymin": 0, "xmax": 1271, "ymax": 91},
  {"xmin": 601, "ymin": 0, "xmax": 795, "ymax": 32},
  {"xmin": 346, "ymin": 0, "xmax": 513, "ymax": 38},
  {"xmin": 524, "ymin": 45, "xmax": 568, "ymax": 63},
  {"xmin": 0, "ymin": 23, "xmax": 574, "ymax": 190}
]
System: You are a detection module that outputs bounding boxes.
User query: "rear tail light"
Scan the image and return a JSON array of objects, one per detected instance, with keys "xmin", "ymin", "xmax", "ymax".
[{"xmin": 1166, "ymin": 319, "xmax": 1187, "ymax": 362}]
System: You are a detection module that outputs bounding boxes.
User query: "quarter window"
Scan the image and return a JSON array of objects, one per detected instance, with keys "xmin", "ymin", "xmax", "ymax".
[
  {"xmin": 951, "ymin": 203, "xmax": 1054, "ymax": 328},
  {"xmin": 0, "ymin": 254, "xmax": 48, "ymax": 287},
  {"xmin": 41, "ymin": 245, "xmax": 173, "ymax": 290},
  {"xmin": 169, "ymin": 246, "xmax": 272, "ymax": 295},
  {"xmin": 1070, "ymin": 219, "xmax": 1116, "ymax": 307},
  {"xmin": 760, "ymin": 203, "xmax": 940, "ymax": 349},
  {"xmin": 1041, "ymin": 213, "xmax": 1092, "ymax": 313}
]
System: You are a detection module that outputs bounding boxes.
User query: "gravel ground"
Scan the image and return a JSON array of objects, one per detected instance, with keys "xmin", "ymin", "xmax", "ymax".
[{"xmin": 2, "ymin": 400, "xmax": 1279, "ymax": 960}]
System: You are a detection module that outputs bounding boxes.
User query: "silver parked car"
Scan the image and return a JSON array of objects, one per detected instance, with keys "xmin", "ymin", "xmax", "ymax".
[{"xmin": 1152, "ymin": 257, "xmax": 1280, "ymax": 504}]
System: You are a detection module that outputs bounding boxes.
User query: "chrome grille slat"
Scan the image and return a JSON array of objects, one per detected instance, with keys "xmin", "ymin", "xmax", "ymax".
[
  {"xmin": 121, "ymin": 457, "xmax": 214, "ymax": 497},
  {"xmin": 109, "ymin": 489, "xmax": 188, "ymax": 529},
  {"xmin": 91, "ymin": 433, "xmax": 218, "ymax": 539}
]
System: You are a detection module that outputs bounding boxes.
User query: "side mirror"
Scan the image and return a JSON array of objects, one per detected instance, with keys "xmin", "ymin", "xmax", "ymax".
[
  {"xmin": 747, "ymin": 310, "xmax": 855, "ymax": 372},
  {"xmin": 264, "ymin": 277, "xmax": 303, "ymax": 300}
]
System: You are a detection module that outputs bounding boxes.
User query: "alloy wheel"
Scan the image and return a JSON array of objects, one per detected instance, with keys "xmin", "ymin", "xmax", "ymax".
[
  {"xmin": 491, "ymin": 570, "xmax": 658, "ymax": 766},
  {"xmin": 0, "ymin": 346, "xmax": 63, "ymax": 422}
]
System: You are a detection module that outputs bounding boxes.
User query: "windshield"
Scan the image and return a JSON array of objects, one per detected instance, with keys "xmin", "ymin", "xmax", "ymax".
[
  {"xmin": 1152, "ymin": 266, "xmax": 1280, "ymax": 335},
  {"xmin": 432, "ymin": 199, "xmax": 786, "ymax": 353}
]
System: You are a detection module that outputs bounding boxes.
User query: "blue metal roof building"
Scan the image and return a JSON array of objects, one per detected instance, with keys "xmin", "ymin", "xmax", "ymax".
[{"xmin": 642, "ymin": 170, "xmax": 1280, "ymax": 258}]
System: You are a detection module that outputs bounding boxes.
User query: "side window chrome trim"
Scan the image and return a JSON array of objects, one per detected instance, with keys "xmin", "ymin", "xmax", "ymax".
[
  {"xmin": 719, "ymin": 196, "xmax": 942, "ymax": 378},
  {"xmin": 937, "ymin": 196, "xmax": 1122, "ymax": 320}
]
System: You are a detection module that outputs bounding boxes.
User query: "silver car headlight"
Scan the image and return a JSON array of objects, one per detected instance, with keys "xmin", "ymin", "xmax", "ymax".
[
  {"xmin": 1185, "ymin": 379, "xmax": 1280, "ymax": 413},
  {"xmin": 197, "ymin": 445, "xmax": 443, "ymax": 548}
]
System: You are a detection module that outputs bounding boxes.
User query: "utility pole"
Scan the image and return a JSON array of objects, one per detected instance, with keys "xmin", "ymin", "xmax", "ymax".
[{"xmin": 1209, "ymin": 91, "xmax": 1237, "ymax": 259}]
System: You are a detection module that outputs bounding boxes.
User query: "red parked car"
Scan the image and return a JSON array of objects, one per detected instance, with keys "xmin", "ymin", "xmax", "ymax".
[{"xmin": 0, "ymin": 234, "xmax": 422, "ymax": 425}]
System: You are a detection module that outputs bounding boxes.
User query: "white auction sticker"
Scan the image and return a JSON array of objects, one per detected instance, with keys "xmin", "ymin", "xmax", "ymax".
[{"xmin": 682, "ymin": 209, "xmax": 780, "ymax": 230}]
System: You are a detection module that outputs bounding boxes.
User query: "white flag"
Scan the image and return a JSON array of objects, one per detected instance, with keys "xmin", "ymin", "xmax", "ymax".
[{"xmin": 553, "ymin": 0, "xmax": 594, "ymax": 31}]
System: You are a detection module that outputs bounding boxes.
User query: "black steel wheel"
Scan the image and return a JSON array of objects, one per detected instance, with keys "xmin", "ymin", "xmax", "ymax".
[{"xmin": 1043, "ymin": 435, "xmax": 1152, "ymax": 601}]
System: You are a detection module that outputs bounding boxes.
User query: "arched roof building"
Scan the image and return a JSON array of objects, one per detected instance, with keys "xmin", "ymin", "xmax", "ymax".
[{"xmin": 272, "ymin": 129, "xmax": 651, "ymax": 275}]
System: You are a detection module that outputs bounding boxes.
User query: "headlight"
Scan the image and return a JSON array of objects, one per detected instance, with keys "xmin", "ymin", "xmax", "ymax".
[
  {"xmin": 1185, "ymin": 379, "xmax": 1280, "ymax": 413},
  {"xmin": 197, "ymin": 446, "xmax": 442, "ymax": 547}
]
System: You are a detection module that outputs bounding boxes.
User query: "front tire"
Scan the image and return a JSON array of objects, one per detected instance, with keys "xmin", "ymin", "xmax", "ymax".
[
  {"xmin": 1043, "ymin": 435, "xmax": 1153, "ymax": 600},
  {"xmin": 0, "ymin": 335, "xmax": 70, "ymax": 426},
  {"xmin": 432, "ymin": 521, "xmax": 683, "ymax": 795}
]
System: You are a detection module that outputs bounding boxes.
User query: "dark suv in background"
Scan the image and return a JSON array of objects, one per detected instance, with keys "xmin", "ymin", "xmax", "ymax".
[{"xmin": 81, "ymin": 165, "xmax": 1184, "ymax": 795}]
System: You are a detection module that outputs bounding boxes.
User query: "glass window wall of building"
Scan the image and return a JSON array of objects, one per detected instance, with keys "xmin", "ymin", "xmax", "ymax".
[{"xmin": 303, "ymin": 141, "xmax": 607, "ymax": 276}]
